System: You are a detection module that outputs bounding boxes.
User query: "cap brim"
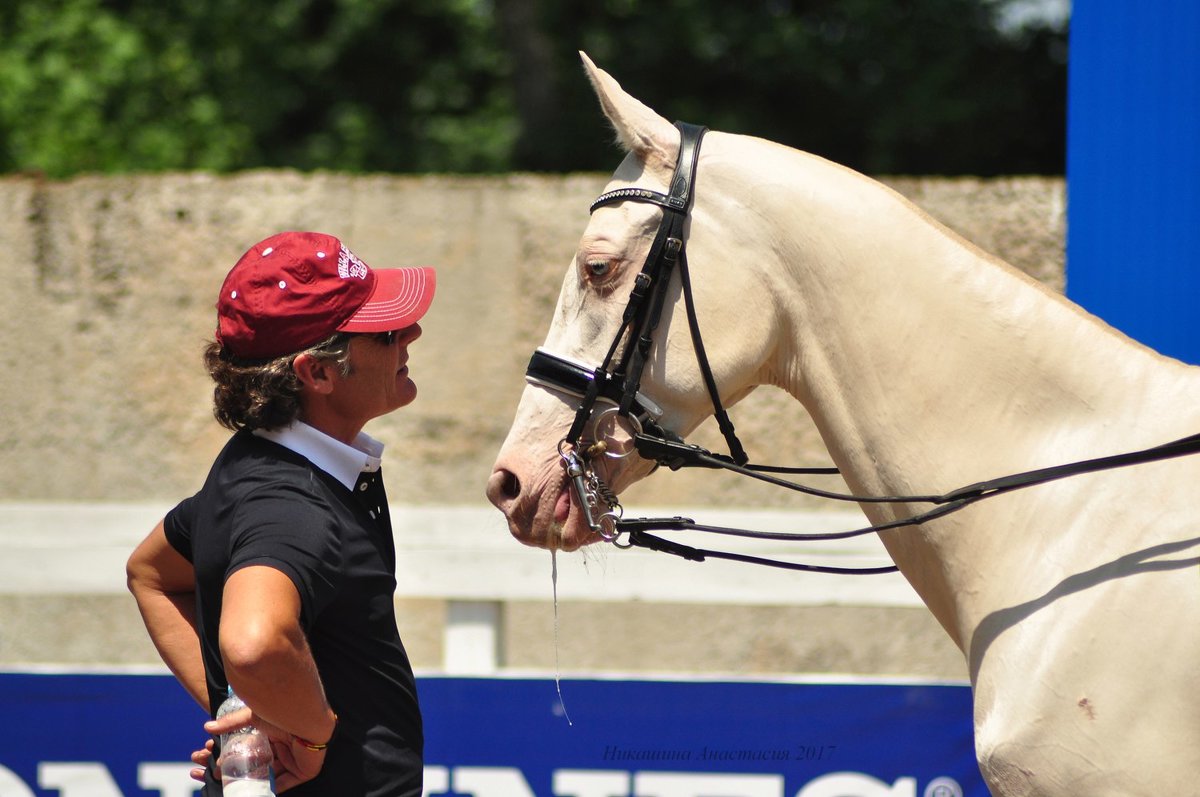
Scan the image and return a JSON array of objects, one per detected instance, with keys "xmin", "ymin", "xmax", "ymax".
[{"xmin": 338, "ymin": 267, "xmax": 436, "ymax": 333}]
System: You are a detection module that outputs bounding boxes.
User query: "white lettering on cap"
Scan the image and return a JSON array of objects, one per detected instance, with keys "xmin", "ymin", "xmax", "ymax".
[{"xmin": 338, "ymin": 244, "xmax": 369, "ymax": 280}]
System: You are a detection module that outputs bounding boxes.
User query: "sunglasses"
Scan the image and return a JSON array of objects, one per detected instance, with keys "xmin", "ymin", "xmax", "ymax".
[{"xmin": 361, "ymin": 330, "xmax": 400, "ymax": 345}]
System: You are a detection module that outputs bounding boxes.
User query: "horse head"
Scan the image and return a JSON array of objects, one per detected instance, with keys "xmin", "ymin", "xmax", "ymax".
[{"xmin": 486, "ymin": 54, "xmax": 781, "ymax": 551}]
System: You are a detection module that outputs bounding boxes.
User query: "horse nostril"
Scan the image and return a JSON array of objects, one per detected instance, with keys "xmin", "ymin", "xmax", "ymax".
[
  {"xmin": 499, "ymin": 469, "xmax": 521, "ymax": 500},
  {"xmin": 487, "ymin": 468, "xmax": 522, "ymax": 508}
]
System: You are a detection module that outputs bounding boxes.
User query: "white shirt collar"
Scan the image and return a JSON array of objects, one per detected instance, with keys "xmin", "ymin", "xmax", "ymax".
[{"xmin": 253, "ymin": 421, "xmax": 384, "ymax": 490}]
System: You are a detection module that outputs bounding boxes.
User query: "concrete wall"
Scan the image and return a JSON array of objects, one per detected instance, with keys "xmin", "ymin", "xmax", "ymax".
[{"xmin": 0, "ymin": 171, "xmax": 1064, "ymax": 680}]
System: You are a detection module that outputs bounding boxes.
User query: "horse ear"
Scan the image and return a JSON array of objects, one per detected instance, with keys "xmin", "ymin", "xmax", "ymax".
[{"xmin": 579, "ymin": 51, "xmax": 675, "ymax": 169}]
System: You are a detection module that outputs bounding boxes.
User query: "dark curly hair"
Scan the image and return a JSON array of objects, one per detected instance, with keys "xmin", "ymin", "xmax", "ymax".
[{"xmin": 204, "ymin": 333, "xmax": 353, "ymax": 431}]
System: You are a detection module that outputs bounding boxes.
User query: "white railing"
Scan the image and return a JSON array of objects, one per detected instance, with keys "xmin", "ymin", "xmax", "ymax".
[{"xmin": 1, "ymin": 502, "xmax": 920, "ymax": 673}]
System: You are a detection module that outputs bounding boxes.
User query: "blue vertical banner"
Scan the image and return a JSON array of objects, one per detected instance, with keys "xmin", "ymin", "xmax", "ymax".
[{"xmin": 1066, "ymin": 0, "xmax": 1200, "ymax": 363}]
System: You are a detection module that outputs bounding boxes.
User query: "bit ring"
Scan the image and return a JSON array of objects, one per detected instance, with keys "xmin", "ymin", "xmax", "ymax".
[{"xmin": 592, "ymin": 407, "xmax": 643, "ymax": 459}]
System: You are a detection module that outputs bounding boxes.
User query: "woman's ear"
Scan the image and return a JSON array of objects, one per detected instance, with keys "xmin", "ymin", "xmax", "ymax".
[{"xmin": 292, "ymin": 352, "xmax": 338, "ymax": 396}]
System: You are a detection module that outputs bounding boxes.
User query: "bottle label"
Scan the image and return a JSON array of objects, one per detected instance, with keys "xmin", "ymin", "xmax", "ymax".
[{"xmin": 222, "ymin": 779, "xmax": 275, "ymax": 797}]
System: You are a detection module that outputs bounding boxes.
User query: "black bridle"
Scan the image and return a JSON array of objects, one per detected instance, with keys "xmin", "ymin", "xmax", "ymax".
[{"xmin": 525, "ymin": 121, "xmax": 1200, "ymax": 574}]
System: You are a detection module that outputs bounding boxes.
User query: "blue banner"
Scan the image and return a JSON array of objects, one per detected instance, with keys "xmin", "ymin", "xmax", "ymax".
[{"xmin": 0, "ymin": 672, "xmax": 984, "ymax": 796}]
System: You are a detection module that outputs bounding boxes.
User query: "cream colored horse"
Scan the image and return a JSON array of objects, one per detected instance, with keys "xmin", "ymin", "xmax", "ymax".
[{"xmin": 486, "ymin": 55, "xmax": 1200, "ymax": 795}]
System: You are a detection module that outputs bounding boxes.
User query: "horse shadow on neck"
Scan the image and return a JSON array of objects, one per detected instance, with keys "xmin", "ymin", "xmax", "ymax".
[{"xmin": 967, "ymin": 535, "xmax": 1200, "ymax": 682}]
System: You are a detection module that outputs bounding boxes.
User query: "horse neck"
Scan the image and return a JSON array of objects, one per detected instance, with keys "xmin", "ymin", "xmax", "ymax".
[
  {"xmin": 737, "ymin": 153, "xmax": 1185, "ymax": 640},
  {"xmin": 752, "ymin": 159, "xmax": 1138, "ymax": 478}
]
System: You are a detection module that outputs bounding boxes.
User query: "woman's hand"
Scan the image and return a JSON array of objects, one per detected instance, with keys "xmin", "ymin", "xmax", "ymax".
[
  {"xmin": 200, "ymin": 705, "xmax": 328, "ymax": 791},
  {"xmin": 188, "ymin": 737, "xmax": 214, "ymax": 783},
  {"xmin": 269, "ymin": 737, "xmax": 328, "ymax": 792}
]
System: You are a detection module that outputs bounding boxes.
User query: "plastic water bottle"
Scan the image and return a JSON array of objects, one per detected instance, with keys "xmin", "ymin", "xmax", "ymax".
[{"xmin": 216, "ymin": 687, "xmax": 275, "ymax": 797}]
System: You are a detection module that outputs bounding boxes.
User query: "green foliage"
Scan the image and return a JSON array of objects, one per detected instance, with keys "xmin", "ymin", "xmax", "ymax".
[
  {"xmin": 0, "ymin": 0, "xmax": 512, "ymax": 176},
  {"xmin": 557, "ymin": 0, "xmax": 1068, "ymax": 175},
  {"xmin": 0, "ymin": 0, "xmax": 1066, "ymax": 177},
  {"xmin": 0, "ymin": 0, "xmax": 250, "ymax": 175}
]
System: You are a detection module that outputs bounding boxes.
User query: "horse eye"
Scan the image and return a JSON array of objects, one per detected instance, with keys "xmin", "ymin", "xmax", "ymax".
[{"xmin": 586, "ymin": 260, "xmax": 611, "ymax": 278}]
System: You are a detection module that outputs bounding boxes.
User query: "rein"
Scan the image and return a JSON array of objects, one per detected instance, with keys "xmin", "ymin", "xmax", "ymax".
[{"xmin": 527, "ymin": 121, "xmax": 1200, "ymax": 574}]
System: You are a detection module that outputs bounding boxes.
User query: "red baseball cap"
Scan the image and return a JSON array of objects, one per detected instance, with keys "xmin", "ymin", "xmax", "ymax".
[{"xmin": 215, "ymin": 231, "xmax": 437, "ymax": 359}]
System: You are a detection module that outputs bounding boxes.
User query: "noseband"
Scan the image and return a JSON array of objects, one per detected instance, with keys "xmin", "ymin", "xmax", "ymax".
[{"xmin": 524, "ymin": 122, "xmax": 1200, "ymax": 574}]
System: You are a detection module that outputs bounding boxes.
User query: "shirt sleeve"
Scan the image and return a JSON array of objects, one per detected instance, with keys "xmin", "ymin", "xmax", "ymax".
[
  {"xmin": 163, "ymin": 495, "xmax": 198, "ymax": 563},
  {"xmin": 227, "ymin": 482, "xmax": 344, "ymax": 628}
]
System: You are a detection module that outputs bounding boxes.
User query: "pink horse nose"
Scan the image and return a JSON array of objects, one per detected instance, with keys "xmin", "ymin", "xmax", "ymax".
[{"xmin": 486, "ymin": 466, "xmax": 522, "ymax": 511}]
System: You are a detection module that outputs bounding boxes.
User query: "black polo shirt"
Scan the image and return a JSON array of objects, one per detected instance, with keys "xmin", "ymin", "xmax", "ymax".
[{"xmin": 165, "ymin": 429, "xmax": 423, "ymax": 797}]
